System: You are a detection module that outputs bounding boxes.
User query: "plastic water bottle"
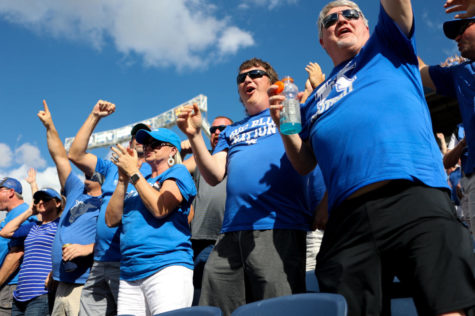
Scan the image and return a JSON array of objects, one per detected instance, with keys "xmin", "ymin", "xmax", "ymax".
[{"xmin": 277, "ymin": 76, "xmax": 302, "ymax": 135}]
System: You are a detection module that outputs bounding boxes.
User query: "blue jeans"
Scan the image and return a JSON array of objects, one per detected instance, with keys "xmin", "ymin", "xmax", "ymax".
[{"xmin": 12, "ymin": 294, "xmax": 49, "ymax": 316}]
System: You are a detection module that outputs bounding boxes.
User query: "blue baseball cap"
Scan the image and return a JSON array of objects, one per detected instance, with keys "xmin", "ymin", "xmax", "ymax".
[
  {"xmin": 33, "ymin": 188, "xmax": 62, "ymax": 201},
  {"xmin": 0, "ymin": 177, "xmax": 22, "ymax": 194},
  {"xmin": 443, "ymin": 18, "xmax": 475, "ymax": 39},
  {"xmin": 136, "ymin": 128, "xmax": 181, "ymax": 152}
]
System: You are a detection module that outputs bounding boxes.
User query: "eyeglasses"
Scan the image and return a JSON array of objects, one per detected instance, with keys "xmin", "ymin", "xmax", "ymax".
[
  {"xmin": 146, "ymin": 141, "xmax": 172, "ymax": 149},
  {"xmin": 209, "ymin": 125, "xmax": 227, "ymax": 134},
  {"xmin": 34, "ymin": 197, "xmax": 53, "ymax": 204},
  {"xmin": 236, "ymin": 69, "xmax": 269, "ymax": 84},
  {"xmin": 322, "ymin": 9, "xmax": 361, "ymax": 29}
]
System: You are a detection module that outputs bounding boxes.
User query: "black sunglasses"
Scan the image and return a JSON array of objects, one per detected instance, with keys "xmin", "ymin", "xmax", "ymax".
[
  {"xmin": 322, "ymin": 9, "xmax": 361, "ymax": 29},
  {"xmin": 236, "ymin": 69, "xmax": 269, "ymax": 84},
  {"xmin": 147, "ymin": 140, "xmax": 172, "ymax": 149},
  {"xmin": 34, "ymin": 197, "xmax": 53, "ymax": 204},
  {"xmin": 210, "ymin": 125, "xmax": 227, "ymax": 134}
]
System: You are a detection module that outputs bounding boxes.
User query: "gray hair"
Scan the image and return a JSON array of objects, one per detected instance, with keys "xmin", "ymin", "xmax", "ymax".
[{"xmin": 317, "ymin": 0, "xmax": 368, "ymax": 39}]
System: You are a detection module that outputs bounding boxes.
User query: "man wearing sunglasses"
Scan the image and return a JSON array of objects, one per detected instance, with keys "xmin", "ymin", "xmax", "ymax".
[
  {"xmin": 419, "ymin": 0, "xmax": 475, "ymax": 243},
  {"xmin": 68, "ymin": 101, "xmax": 152, "ymax": 316},
  {"xmin": 177, "ymin": 58, "xmax": 313, "ymax": 315},
  {"xmin": 269, "ymin": 0, "xmax": 475, "ymax": 315}
]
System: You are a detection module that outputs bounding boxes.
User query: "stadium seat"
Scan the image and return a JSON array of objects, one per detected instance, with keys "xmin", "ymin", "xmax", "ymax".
[
  {"xmin": 305, "ymin": 270, "xmax": 320, "ymax": 292},
  {"xmin": 231, "ymin": 293, "xmax": 347, "ymax": 316},
  {"xmin": 154, "ymin": 306, "xmax": 222, "ymax": 315},
  {"xmin": 391, "ymin": 298, "xmax": 418, "ymax": 316}
]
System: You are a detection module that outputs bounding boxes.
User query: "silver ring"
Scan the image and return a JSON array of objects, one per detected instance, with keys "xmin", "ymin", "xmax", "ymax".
[{"xmin": 111, "ymin": 154, "xmax": 119, "ymax": 162}]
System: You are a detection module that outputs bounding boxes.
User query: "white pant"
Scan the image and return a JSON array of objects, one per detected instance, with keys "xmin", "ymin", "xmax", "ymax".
[{"xmin": 117, "ymin": 265, "xmax": 193, "ymax": 316}]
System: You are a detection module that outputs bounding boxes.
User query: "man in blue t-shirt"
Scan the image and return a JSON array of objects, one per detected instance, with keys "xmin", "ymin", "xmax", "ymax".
[
  {"xmin": 37, "ymin": 100, "xmax": 101, "ymax": 316},
  {"xmin": 419, "ymin": 1, "xmax": 475, "ymax": 239},
  {"xmin": 268, "ymin": 0, "xmax": 475, "ymax": 315},
  {"xmin": 68, "ymin": 100, "xmax": 152, "ymax": 316},
  {"xmin": 177, "ymin": 58, "xmax": 312, "ymax": 315},
  {"xmin": 0, "ymin": 177, "xmax": 32, "ymax": 316}
]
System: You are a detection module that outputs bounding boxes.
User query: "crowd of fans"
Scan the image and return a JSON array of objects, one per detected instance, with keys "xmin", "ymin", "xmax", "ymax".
[{"xmin": 0, "ymin": 0, "xmax": 474, "ymax": 315}]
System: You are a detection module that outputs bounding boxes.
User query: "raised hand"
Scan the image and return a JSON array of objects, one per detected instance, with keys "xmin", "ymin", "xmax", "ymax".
[
  {"xmin": 92, "ymin": 100, "xmax": 115, "ymax": 118},
  {"xmin": 445, "ymin": 0, "xmax": 475, "ymax": 18},
  {"xmin": 305, "ymin": 62, "xmax": 325, "ymax": 90},
  {"xmin": 37, "ymin": 100, "xmax": 54, "ymax": 128},
  {"xmin": 176, "ymin": 103, "xmax": 202, "ymax": 137},
  {"xmin": 25, "ymin": 168, "xmax": 36, "ymax": 184}
]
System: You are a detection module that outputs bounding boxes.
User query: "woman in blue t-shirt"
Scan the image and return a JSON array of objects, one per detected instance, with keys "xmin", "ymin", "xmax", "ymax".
[
  {"xmin": 106, "ymin": 128, "xmax": 196, "ymax": 316},
  {"xmin": 0, "ymin": 188, "xmax": 62, "ymax": 316}
]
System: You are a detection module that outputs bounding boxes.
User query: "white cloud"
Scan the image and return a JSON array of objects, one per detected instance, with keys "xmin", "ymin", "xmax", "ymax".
[
  {"xmin": 15, "ymin": 143, "xmax": 47, "ymax": 169},
  {"xmin": 0, "ymin": 0, "xmax": 255, "ymax": 69},
  {"xmin": 238, "ymin": 0, "xmax": 297, "ymax": 10},
  {"xmin": 218, "ymin": 27, "xmax": 255, "ymax": 54},
  {"xmin": 0, "ymin": 144, "xmax": 13, "ymax": 168}
]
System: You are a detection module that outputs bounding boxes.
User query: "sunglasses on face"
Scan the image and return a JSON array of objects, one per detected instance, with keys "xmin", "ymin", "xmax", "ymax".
[
  {"xmin": 236, "ymin": 69, "xmax": 269, "ymax": 84},
  {"xmin": 322, "ymin": 9, "xmax": 361, "ymax": 29},
  {"xmin": 210, "ymin": 125, "xmax": 227, "ymax": 134},
  {"xmin": 146, "ymin": 141, "xmax": 172, "ymax": 149},
  {"xmin": 34, "ymin": 197, "xmax": 53, "ymax": 204}
]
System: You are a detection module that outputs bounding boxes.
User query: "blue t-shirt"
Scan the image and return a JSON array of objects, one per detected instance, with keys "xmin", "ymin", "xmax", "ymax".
[
  {"xmin": 51, "ymin": 173, "xmax": 100, "ymax": 284},
  {"xmin": 300, "ymin": 6, "xmax": 448, "ymax": 211},
  {"xmin": 0, "ymin": 203, "xmax": 35, "ymax": 285},
  {"xmin": 94, "ymin": 158, "xmax": 151, "ymax": 262},
  {"xmin": 120, "ymin": 164, "xmax": 196, "ymax": 281},
  {"xmin": 429, "ymin": 61, "xmax": 475, "ymax": 175},
  {"xmin": 305, "ymin": 165, "xmax": 326, "ymax": 212},
  {"xmin": 214, "ymin": 109, "xmax": 313, "ymax": 232},
  {"xmin": 13, "ymin": 218, "xmax": 59, "ymax": 302}
]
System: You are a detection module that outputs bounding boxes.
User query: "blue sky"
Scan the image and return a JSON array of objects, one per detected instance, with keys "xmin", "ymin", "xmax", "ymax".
[{"xmin": 0, "ymin": 0, "xmax": 460, "ymax": 202}]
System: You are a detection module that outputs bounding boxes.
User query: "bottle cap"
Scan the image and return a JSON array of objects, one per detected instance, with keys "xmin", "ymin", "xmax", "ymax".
[
  {"xmin": 282, "ymin": 76, "xmax": 294, "ymax": 83},
  {"xmin": 274, "ymin": 81, "xmax": 284, "ymax": 94}
]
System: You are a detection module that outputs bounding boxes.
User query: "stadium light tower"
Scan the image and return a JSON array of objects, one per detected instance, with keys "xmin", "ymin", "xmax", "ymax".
[{"xmin": 64, "ymin": 95, "xmax": 210, "ymax": 150}]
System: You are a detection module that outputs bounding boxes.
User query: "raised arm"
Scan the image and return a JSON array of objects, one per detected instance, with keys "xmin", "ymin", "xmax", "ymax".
[
  {"xmin": 380, "ymin": 0, "xmax": 414, "ymax": 37},
  {"xmin": 268, "ymin": 85, "xmax": 317, "ymax": 175},
  {"xmin": 176, "ymin": 104, "xmax": 227, "ymax": 185},
  {"xmin": 0, "ymin": 205, "xmax": 35, "ymax": 238},
  {"xmin": 25, "ymin": 168, "xmax": 38, "ymax": 196},
  {"xmin": 68, "ymin": 100, "xmax": 115, "ymax": 177},
  {"xmin": 37, "ymin": 100, "xmax": 71, "ymax": 189}
]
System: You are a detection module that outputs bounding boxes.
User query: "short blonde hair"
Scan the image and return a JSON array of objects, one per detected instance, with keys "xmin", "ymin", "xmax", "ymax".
[{"xmin": 318, "ymin": 0, "xmax": 368, "ymax": 38}]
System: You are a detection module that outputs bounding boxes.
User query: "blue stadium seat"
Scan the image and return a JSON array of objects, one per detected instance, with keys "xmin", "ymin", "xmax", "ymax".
[
  {"xmin": 391, "ymin": 298, "xmax": 418, "ymax": 316},
  {"xmin": 231, "ymin": 293, "xmax": 347, "ymax": 316},
  {"xmin": 305, "ymin": 270, "xmax": 320, "ymax": 292},
  {"xmin": 154, "ymin": 306, "xmax": 222, "ymax": 316}
]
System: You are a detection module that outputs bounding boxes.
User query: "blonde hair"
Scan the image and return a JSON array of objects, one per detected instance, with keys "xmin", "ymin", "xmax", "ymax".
[{"xmin": 318, "ymin": 0, "xmax": 368, "ymax": 38}]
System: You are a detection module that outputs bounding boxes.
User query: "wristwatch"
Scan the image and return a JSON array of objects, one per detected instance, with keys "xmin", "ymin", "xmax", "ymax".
[{"xmin": 130, "ymin": 173, "xmax": 141, "ymax": 185}]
